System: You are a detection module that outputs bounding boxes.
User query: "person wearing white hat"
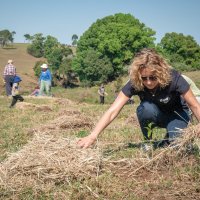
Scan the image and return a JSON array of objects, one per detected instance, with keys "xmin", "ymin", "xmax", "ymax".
[
  {"xmin": 3, "ymin": 59, "xmax": 16, "ymax": 96},
  {"xmin": 38, "ymin": 63, "xmax": 52, "ymax": 96}
]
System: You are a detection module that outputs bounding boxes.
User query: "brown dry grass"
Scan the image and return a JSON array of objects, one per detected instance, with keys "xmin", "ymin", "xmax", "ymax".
[
  {"xmin": 102, "ymin": 125, "xmax": 200, "ymax": 200},
  {"xmin": 0, "ymin": 97, "xmax": 100, "ymax": 198},
  {"xmin": 0, "ymin": 133, "xmax": 102, "ymax": 193},
  {"xmin": 31, "ymin": 108, "xmax": 94, "ymax": 134},
  {"xmin": 0, "ymin": 43, "xmax": 45, "ymax": 93}
]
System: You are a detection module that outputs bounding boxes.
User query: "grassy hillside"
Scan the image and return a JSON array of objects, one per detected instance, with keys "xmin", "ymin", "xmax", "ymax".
[
  {"xmin": 1, "ymin": 43, "xmax": 200, "ymax": 100},
  {"xmin": 0, "ymin": 43, "xmax": 45, "ymax": 95}
]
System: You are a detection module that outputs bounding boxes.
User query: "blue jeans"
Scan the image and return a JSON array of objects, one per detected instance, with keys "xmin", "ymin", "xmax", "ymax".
[
  {"xmin": 5, "ymin": 75, "xmax": 15, "ymax": 96},
  {"xmin": 136, "ymin": 101, "xmax": 190, "ymax": 141}
]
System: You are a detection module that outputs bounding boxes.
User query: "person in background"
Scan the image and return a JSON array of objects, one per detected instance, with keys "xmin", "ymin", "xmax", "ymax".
[
  {"xmin": 30, "ymin": 85, "xmax": 40, "ymax": 96},
  {"xmin": 3, "ymin": 59, "xmax": 16, "ymax": 96},
  {"xmin": 98, "ymin": 84, "xmax": 108, "ymax": 104},
  {"xmin": 77, "ymin": 48, "xmax": 200, "ymax": 149},
  {"xmin": 38, "ymin": 64, "xmax": 52, "ymax": 96},
  {"xmin": 182, "ymin": 74, "xmax": 200, "ymax": 103},
  {"xmin": 9, "ymin": 75, "xmax": 24, "ymax": 108}
]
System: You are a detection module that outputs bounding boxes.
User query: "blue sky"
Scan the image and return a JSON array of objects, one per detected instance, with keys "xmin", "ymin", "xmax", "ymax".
[{"xmin": 1, "ymin": 0, "xmax": 200, "ymax": 45}]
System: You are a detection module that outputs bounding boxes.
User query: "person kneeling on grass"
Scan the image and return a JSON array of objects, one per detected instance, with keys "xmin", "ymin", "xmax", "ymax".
[
  {"xmin": 9, "ymin": 75, "xmax": 24, "ymax": 108},
  {"xmin": 30, "ymin": 85, "xmax": 40, "ymax": 96},
  {"xmin": 77, "ymin": 48, "xmax": 200, "ymax": 149}
]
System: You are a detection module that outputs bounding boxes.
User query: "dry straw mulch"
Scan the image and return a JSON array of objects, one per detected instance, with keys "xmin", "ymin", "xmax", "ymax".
[
  {"xmin": 15, "ymin": 102, "xmax": 52, "ymax": 112},
  {"xmin": 1, "ymin": 99, "xmax": 98, "ymax": 195},
  {"xmin": 15, "ymin": 97, "xmax": 74, "ymax": 112},
  {"xmin": 108, "ymin": 124, "xmax": 200, "ymax": 175},
  {"xmin": 104, "ymin": 124, "xmax": 200, "ymax": 200},
  {"xmin": 32, "ymin": 110, "xmax": 94, "ymax": 134},
  {"xmin": 52, "ymin": 98, "xmax": 74, "ymax": 106},
  {"xmin": 0, "ymin": 133, "xmax": 102, "ymax": 193},
  {"xmin": 1, "ymin": 96, "xmax": 200, "ymax": 200}
]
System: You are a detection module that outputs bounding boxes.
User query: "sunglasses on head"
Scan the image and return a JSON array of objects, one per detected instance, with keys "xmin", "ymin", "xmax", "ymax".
[{"xmin": 141, "ymin": 76, "xmax": 157, "ymax": 81}]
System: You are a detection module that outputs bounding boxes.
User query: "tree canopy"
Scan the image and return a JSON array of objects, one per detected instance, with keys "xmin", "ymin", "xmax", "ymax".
[
  {"xmin": 25, "ymin": 13, "xmax": 200, "ymax": 88},
  {"xmin": 24, "ymin": 34, "xmax": 32, "ymax": 43},
  {"xmin": 27, "ymin": 33, "xmax": 45, "ymax": 57},
  {"xmin": 0, "ymin": 29, "xmax": 15, "ymax": 47},
  {"xmin": 71, "ymin": 34, "xmax": 78, "ymax": 46},
  {"xmin": 72, "ymin": 13, "xmax": 156, "ymax": 86},
  {"xmin": 158, "ymin": 32, "xmax": 200, "ymax": 71},
  {"xmin": 28, "ymin": 34, "xmax": 74, "ymax": 87}
]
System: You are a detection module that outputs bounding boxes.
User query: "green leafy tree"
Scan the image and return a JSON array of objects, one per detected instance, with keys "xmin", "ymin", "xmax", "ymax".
[
  {"xmin": 27, "ymin": 33, "xmax": 45, "ymax": 57},
  {"xmin": 158, "ymin": 32, "xmax": 200, "ymax": 70},
  {"xmin": 72, "ymin": 34, "xmax": 78, "ymax": 46},
  {"xmin": 11, "ymin": 31, "xmax": 16, "ymax": 43},
  {"xmin": 44, "ymin": 43, "xmax": 74, "ymax": 86},
  {"xmin": 28, "ymin": 34, "xmax": 75, "ymax": 87},
  {"xmin": 0, "ymin": 29, "xmax": 15, "ymax": 47},
  {"xmin": 43, "ymin": 36, "xmax": 73, "ymax": 72},
  {"xmin": 72, "ymin": 13, "xmax": 156, "ymax": 85},
  {"xmin": 33, "ymin": 61, "xmax": 45, "ymax": 77},
  {"xmin": 24, "ymin": 34, "xmax": 32, "ymax": 43},
  {"xmin": 43, "ymin": 35, "xmax": 59, "ymax": 58},
  {"xmin": 73, "ymin": 48, "xmax": 113, "ymax": 86},
  {"xmin": 46, "ymin": 47, "xmax": 63, "ymax": 71},
  {"xmin": 56, "ymin": 55, "xmax": 77, "ymax": 87}
]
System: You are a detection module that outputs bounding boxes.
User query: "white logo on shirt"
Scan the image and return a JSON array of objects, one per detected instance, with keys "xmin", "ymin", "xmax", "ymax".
[{"xmin": 159, "ymin": 97, "xmax": 170, "ymax": 104}]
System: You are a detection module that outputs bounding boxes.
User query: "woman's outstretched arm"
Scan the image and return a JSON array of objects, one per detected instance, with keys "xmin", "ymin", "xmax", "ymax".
[{"xmin": 77, "ymin": 91, "xmax": 130, "ymax": 148}]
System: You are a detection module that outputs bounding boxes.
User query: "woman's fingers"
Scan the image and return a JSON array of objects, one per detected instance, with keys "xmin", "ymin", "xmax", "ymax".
[{"xmin": 77, "ymin": 136, "xmax": 96, "ymax": 149}]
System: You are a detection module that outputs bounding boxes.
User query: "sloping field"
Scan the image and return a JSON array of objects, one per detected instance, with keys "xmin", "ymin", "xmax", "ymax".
[
  {"xmin": 0, "ymin": 43, "xmax": 45, "ymax": 94},
  {"xmin": 1, "ymin": 43, "xmax": 200, "ymax": 97}
]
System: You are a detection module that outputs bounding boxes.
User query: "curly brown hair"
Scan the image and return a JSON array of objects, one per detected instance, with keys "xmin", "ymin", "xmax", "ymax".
[{"xmin": 129, "ymin": 48, "xmax": 172, "ymax": 91}]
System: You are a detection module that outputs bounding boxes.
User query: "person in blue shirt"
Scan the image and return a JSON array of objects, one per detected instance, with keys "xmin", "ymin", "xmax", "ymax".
[{"xmin": 39, "ymin": 64, "xmax": 52, "ymax": 96}]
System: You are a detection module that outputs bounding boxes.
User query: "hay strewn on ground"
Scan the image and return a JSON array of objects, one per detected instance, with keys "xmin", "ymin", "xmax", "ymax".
[
  {"xmin": 15, "ymin": 102, "xmax": 53, "ymax": 112},
  {"xmin": 0, "ymin": 133, "xmax": 102, "ymax": 192},
  {"xmin": 103, "ymin": 124, "xmax": 200, "ymax": 200},
  {"xmin": 1, "ymin": 124, "xmax": 199, "ymax": 199},
  {"xmin": 0, "ymin": 98, "xmax": 97, "ymax": 194},
  {"xmin": 0, "ymin": 94, "xmax": 200, "ymax": 199},
  {"xmin": 43, "ymin": 110, "xmax": 94, "ymax": 130},
  {"xmin": 107, "ymin": 124, "xmax": 200, "ymax": 173},
  {"xmin": 19, "ymin": 98, "xmax": 94, "ymax": 135},
  {"xmin": 52, "ymin": 98, "xmax": 74, "ymax": 106},
  {"xmin": 15, "ymin": 97, "xmax": 74, "ymax": 111}
]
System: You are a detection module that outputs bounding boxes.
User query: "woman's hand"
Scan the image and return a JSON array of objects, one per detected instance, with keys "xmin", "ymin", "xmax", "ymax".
[{"xmin": 77, "ymin": 135, "xmax": 97, "ymax": 149}]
